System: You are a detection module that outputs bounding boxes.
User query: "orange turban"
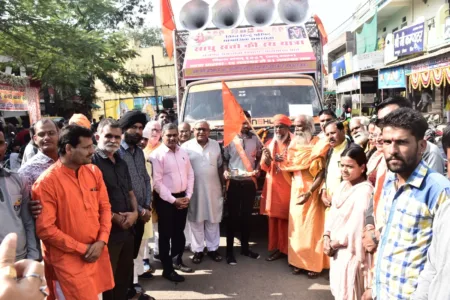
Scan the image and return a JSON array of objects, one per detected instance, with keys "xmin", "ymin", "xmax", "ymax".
[
  {"xmin": 273, "ymin": 114, "xmax": 292, "ymax": 127},
  {"xmin": 69, "ymin": 114, "xmax": 91, "ymax": 129}
]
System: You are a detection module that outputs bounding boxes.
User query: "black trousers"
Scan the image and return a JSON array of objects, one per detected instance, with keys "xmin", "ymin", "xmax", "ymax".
[
  {"xmin": 103, "ymin": 234, "xmax": 135, "ymax": 300},
  {"xmin": 226, "ymin": 180, "xmax": 256, "ymax": 255},
  {"xmin": 133, "ymin": 219, "xmax": 145, "ymax": 258},
  {"xmin": 155, "ymin": 192, "xmax": 188, "ymax": 275}
]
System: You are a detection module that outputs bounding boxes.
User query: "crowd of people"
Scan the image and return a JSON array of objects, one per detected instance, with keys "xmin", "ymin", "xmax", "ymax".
[{"xmin": 1, "ymin": 96, "xmax": 450, "ymax": 300}]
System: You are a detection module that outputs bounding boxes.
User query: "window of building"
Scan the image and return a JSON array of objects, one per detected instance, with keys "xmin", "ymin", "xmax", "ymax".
[
  {"xmin": 392, "ymin": 27, "xmax": 398, "ymax": 33},
  {"xmin": 143, "ymin": 76, "xmax": 154, "ymax": 88}
]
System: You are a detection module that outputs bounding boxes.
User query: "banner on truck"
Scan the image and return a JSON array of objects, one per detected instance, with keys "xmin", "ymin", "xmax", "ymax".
[{"xmin": 183, "ymin": 25, "xmax": 316, "ymax": 80}]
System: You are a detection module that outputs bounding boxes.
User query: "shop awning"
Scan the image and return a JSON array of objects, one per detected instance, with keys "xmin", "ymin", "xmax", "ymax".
[{"xmin": 183, "ymin": 25, "xmax": 316, "ymax": 81}]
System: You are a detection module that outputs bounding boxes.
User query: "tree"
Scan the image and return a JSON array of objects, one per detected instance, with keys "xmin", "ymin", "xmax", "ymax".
[
  {"xmin": 0, "ymin": 0, "xmax": 154, "ymax": 116},
  {"xmin": 128, "ymin": 27, "xmax": 164, "ymax": 48}
]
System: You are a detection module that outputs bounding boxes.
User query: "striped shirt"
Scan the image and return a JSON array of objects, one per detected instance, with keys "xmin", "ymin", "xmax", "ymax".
[{"xmin": 373, "ymin": 161, "xmax": 450, "ymax": 299}]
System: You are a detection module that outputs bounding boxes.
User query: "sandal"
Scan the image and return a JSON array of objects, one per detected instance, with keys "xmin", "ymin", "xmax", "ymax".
[
  {"xmin": 308, "ymin": 271, "xmax": 320, "ymax": 279},
  {"xmin": 192, "ymin": 252, "xmax": 204, "ymax": 264},
  {"xmin": 292, "ymin": 267, "xmax": 303, "ymax": 275}
]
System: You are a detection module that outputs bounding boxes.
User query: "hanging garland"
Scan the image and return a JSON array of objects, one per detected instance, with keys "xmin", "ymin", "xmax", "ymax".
[
  {"xmin": 420, "ymin": 70, "xmax": 431, "ymax": 88},
  {"xmin": 409, "ymin": 72, "xmax": 421, "ymax": 90},
  {"xmin": 431, "ymin": 68, "xmax": 445, "ymax": 87},
  {"xmin": 444, "ymin": 67, "xmax": 450, "ymax": 86},
  {"xmin": 0, "ymin": 72, "xmax": 29, "ymax": 88}
]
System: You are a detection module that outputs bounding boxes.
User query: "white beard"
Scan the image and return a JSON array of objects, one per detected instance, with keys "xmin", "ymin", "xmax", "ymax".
[
  {"xmin": 294, "ymin": 131, "xmax": 312, "ymax": 145},
  {"xmin": 275, "ymin": 133, "xmax": 289, "ymax": 143}
]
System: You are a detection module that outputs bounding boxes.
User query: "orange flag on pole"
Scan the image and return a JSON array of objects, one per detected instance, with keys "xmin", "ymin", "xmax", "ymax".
[
  {"xmin": 161, "ymin": 0, "xmax": 176, "ymax": 59},
  {"xmin": 313, "ymin": 14, "xmax": 328, "ymax": 45},
  {"xmin": 222, "ymin": 81, "xmax": 246, "ymax": 147}
]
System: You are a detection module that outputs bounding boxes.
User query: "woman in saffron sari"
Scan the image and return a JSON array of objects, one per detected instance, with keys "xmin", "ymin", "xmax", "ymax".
[{"xmin": 323, "ymin": 146, "xmax": 373, "ymax": 300}]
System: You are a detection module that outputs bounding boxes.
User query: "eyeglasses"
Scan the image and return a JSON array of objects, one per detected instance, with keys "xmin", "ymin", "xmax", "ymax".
[{"xmin": 274, "ymin": 125, "xmax": 289, "ymax": 130}]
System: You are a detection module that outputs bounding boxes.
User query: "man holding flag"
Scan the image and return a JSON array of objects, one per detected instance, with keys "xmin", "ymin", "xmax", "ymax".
[{"xmin": 222, "ymin": 82, "xmax": 262, "ymax": 265}]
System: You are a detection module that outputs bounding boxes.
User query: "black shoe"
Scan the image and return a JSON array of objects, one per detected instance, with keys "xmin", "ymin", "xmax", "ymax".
[
  {"xmin": 192, "ymin": 252, "xmax": 204, "ymax": 264},
  {"xmin": 163, "ymin": 271, "xmax": 185, "ymax": 282},
  {"xmin": 173, "ymin": 262, "xmax": 194, "ymax": 273},
  {"xmin": 127, "ymin": 284, "xmax": 143, "ymax": 299},
  {"xmin": 153, "ymin": 254, "xmax": 161, "ymax": 262},
  {"xmin": 207, "ymin": 250, "xmax": 223, "ymax": 262},
  {"xmin": 138, "ymin": 271, "xmax": 154, "ymax": 279},
  {"xmin": 226, "ymin": 255, "xmax": 237, "ymax": 265},
  {"xmin": 241, "ymin": 249, "xmax": 260, "ymax": 259}
]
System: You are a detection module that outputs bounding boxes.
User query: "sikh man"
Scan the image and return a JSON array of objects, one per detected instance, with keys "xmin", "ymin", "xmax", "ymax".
[
  {"xmin": 150, "ymin": 123, "xmax": 195, "ymax": 282},
  {"xmin": 349, "ymin": 117, "xmax": 370, "ymax": 152},
  {"xmin": 92, "ymin": 119, "xmax": 148, "ymax": 300},
  {"xmin": 279, "ymin": 115, "xmax": 329, "ymax": 277},
  {"xmin": 33, "ymin": 125, "xmax": 114, "ymax": 299},
  {"xmin": 223, "ymin": 111, "xmax": 262, "ymax": 265},
  {"xmin": 182, "ymin": 121, "xmax": 223, "ymax": 264},
  {"xmin": 69, "ymin": 113, "xmax": 92, "ymax": 129},
  {"xmin": 117, "ymin": 110, "xmax": 152, "ymax": 297},
  {"xmin": 260, "ymin": 114, "xmax": 293, "ymax": 261}
]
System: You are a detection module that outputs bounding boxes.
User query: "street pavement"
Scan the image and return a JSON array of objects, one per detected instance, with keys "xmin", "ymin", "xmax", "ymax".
[{"xmin": 139, "ymin": 215, "xmax": 333, "ymax": 300}]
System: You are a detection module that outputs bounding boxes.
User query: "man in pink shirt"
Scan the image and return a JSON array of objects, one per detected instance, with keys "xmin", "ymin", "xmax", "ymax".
[{"xmin": 149, "ymin": 123, "xmax": 195, "ymax": 282}]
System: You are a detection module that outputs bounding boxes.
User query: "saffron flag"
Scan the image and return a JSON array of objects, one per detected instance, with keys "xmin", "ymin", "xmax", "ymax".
[
  {"xmin": 222, "ymin": 81, "xmax": 246, "ymax": 147},
  {"xmin": 313, "ymin": 14, "xmax": 328, "ymax": 45},
  {"xmin": 161, "ymin": 0, "xmax": 176, "ymax": 59}
]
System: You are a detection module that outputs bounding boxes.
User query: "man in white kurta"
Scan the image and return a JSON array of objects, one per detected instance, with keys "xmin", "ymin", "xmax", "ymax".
[{"xmin": 182, "ymin": 121, "xmax": 224, "ymax": 264}]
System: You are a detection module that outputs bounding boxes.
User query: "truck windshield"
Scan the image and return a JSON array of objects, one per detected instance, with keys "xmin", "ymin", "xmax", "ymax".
[{"xmin": 183, "ymin": 78, "xmax": 321, "ymax": 123}]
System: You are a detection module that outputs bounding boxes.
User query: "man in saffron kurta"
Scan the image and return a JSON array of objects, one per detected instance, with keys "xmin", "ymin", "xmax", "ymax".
[
  {"xmin": 280, "ymin": 115, "xmax": 330, "ymax": 276},
  {"xmin": 261, "ymin": 114, "xmax": 293, "ymax": 261},
  {"xmin": 33, "ymin": 125, "xmax": 114, "ymax": 300}
]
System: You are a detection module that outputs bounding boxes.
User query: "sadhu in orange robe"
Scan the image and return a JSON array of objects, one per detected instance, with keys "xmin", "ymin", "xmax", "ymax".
[
  {"xmin": 260, "ymin": 134, "xmax": 293, "ymax": 255},
  {"xmin": 280, "ymin": 136, "xmax": 330, "ymax": 272},
  {"xmin": 33, "ymin": 161, "xmax": 114, "ymax": 300}
]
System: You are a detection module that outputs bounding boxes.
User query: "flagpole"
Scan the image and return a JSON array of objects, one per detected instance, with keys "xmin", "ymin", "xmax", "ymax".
[{"xmin": 242, "ymin": 114, "xmax": 265, "ymax": 146}]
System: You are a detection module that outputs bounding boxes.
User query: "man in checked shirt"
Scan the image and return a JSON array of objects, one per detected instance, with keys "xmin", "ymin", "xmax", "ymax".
[{"xmin": 363, "ymin": 108, "xmax": 450, "ymax": 300}]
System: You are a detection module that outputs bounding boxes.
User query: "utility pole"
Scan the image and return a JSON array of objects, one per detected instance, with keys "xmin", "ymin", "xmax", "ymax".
[{"xmin": 152, "ymin": 55, "xmax": 159, "ymax": 113}]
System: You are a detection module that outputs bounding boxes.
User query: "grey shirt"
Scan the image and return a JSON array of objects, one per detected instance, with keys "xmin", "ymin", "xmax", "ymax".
[
  {"xmin": 223, "ymin": 133, "xmax": 262, "ymax": 180},
  {"xmin": 412, "ymin": 200, "xmax": 450, "ymax": 300},
  {"xmin": 118, "ymin": 140, "xmax": 151, "ymax": 213},
  {"xmin": 21, "ymin": 143, "xmax": 38, "ymax": 166},
  {"xmin": 0, "ymin": 168, "xmax": 39, "ymax": 260}
]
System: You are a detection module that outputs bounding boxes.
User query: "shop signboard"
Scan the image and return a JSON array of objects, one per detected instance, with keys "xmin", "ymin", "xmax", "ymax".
[
  {"xmin": 393, "ymin": 22, "xmax": 425, "ymax": 56},
  {"xmin": 378, "ymin": 66, "xmax": 406, "ymax": 89},
  {"xmin": 405, "ymin": 52, "xmax": 450, "ymax": 75},
  {"xmin": 332, "ymin": 53, "xmax": 353, "ymax": 80},
  {"xmin": 353, "ymin": 50, "xmax": 385, "ymax": 72},
  {"xmin": 336, "ymin": 74, "xmax": 361, "ymax": 93}
]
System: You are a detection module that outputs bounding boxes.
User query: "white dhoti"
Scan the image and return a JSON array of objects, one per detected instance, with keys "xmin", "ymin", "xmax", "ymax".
[
  {"xmin": 184, "ymin": 222, "xmax": 192, "ymax": 248},
  {"xmin": 189, "ymin": 221, "xmax": 220, "ymax": 253},
  {"xmin": 153, "ymin": 223, "xmax": 159, "ymax": 256}
]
